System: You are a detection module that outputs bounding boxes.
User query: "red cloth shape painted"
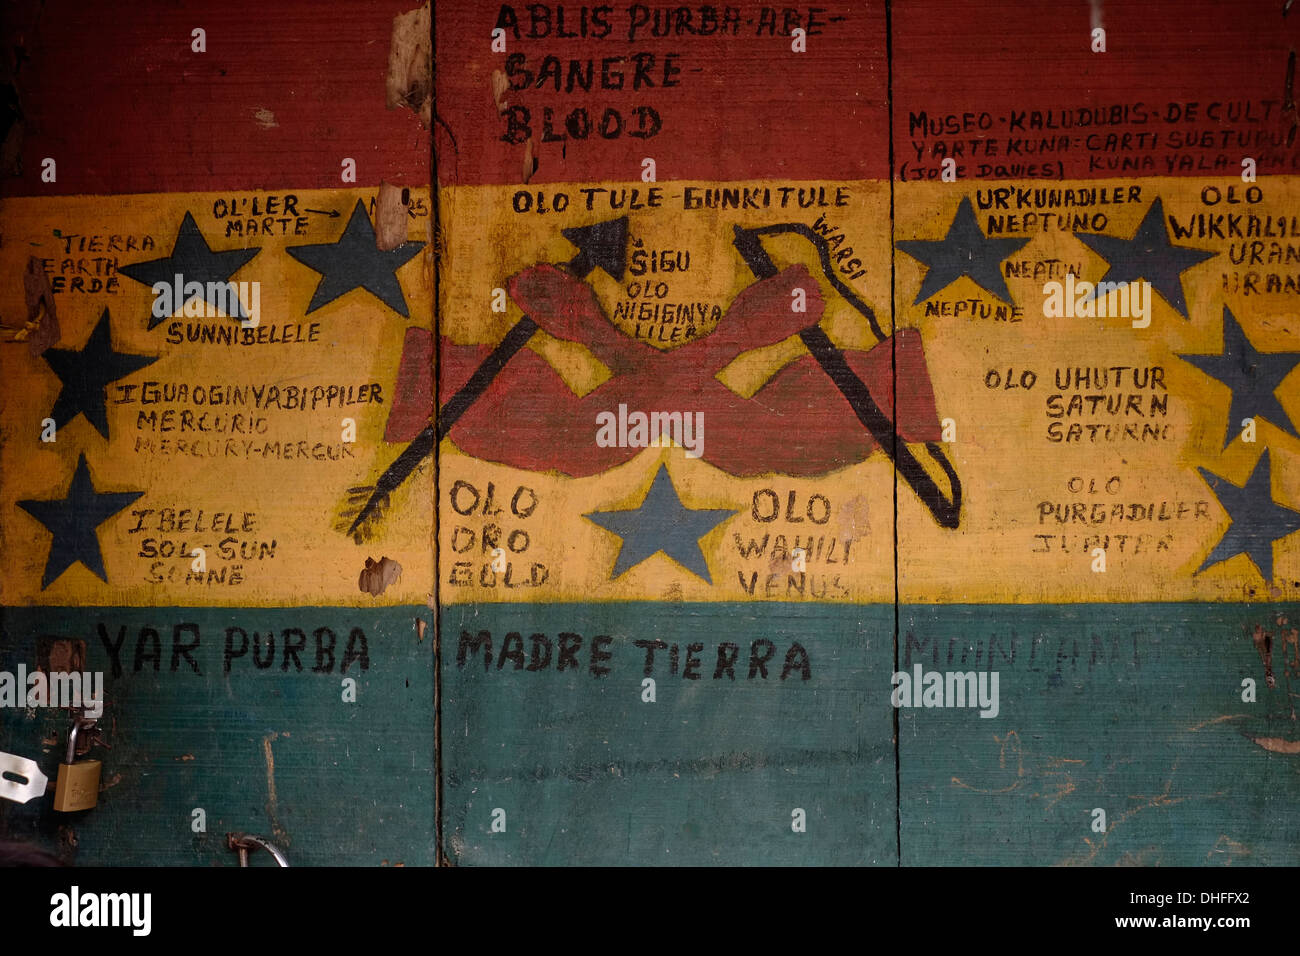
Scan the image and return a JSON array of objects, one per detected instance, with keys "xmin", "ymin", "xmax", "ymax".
[{"xmin": 391, "ymin": 264, "xmax": 941, "ymax": 477}]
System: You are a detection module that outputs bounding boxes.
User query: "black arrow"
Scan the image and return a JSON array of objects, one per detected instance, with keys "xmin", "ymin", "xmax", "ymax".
[
  {"xmin": 733, "ymin": 224, "xmax": 961, "ymax": 529},
  {"xmin": 801, "ymin": 326, "xmax": 961, "ymax": 528},
  {"xmin": 733, "ymin": 223, "xmax": 886, "ymax": 340},
  {"xmin": 303, "ymin": 208, "xmax": 340, "ymax": 218},
  {"xmin": 561, "ymin": 217, "xmax": 629, "ymax": 280},
  {"xmin": 346, "ymin": 217, "xmax": 629, "ymax": 537}
]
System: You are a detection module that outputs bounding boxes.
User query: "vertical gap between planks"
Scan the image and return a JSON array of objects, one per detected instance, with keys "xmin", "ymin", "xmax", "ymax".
[
  {"xmin": 885, "ymin": 0, "xmax": 903, "ymax": 868},
  {"xmin": 430, "ymin": 1, "xmax": 446, "ymax": 868}
]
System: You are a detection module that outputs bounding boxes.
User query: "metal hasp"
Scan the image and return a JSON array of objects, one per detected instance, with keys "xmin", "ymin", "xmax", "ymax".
[{"xmin": 0, "ymin": 752, "xmax": 50, "ymax": 804}]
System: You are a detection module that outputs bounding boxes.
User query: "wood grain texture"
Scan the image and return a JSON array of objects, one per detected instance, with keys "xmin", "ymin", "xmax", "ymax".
[
  {"xmin": 1, "ymin": 0, "xmax": 430, "ymax": 197},
  {"xmin": 0, "ymin": 607, "xmax": 434, "ymax": 865},
  {"xmin": 4, "ymin": 0, "xmax": 1300, "ymax": 868},
  {"xmin": 0, "ymin": 0, "xmax": 433, "ymax": 865}
]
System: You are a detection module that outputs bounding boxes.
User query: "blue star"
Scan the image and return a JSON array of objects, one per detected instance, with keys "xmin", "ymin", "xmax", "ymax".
[
  {"xmin": 1074, "ymin": 198, "xmax": 1215, "ymax": 319},
  {"xmin": 17, "ymin": 454, "xmax": 144, "ymax": 590},
  {"xmin": 42, "ymin": 308, "xmax": 157, "ymax": 439},
  {"xmin": 1178, "ymin": 307, "xmax": 1300, "ymax": 448},
  {"xmin": 286, "ymin": 200, "xmax": 425, "ymax": 317},
  {"xmin": 584, "ymin": 465, "xmax": 737, "ymax": 582},
  {"xmin": 119, "ymin": 212, "xmax": 260, "ymax": 329},
  {"xmin": 1197, "ymin": 450, "xmax": 1300, "ymax": 582},
  {"xmin": 896, "ymin": 196, "xmax": 1031, "ymax": 305}
]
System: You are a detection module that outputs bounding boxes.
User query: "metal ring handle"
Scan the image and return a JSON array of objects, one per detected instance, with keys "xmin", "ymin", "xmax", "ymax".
[{"xmin": 226, "ymin": 832, "xmax": 289, "ymax": 867}]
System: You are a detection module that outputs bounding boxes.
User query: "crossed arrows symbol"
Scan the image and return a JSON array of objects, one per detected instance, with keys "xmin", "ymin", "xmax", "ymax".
[{"xmin": 346, "ymin": 216, "xmax": 961, "ymax": 536}]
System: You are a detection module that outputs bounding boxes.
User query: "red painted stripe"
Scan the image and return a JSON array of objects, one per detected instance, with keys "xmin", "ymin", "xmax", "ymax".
[
  {"xmin": 435, "ymin": 0, "xmax": 889, "ymax": 185},
  {"xmin": 892, "ymin": 0, "xmax": 1300, "ymax": 180},
  {"xmin": 3, "ymin": 0, "xmax": 429, "ymax": 197}
]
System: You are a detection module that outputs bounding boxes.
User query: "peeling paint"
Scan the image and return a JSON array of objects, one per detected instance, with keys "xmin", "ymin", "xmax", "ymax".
[
  {"xmin": 375, "ymin": 180, "xmax": 409, "ymax": 251},
  {"xmin": 1207, "ymin": 834, "xmax": 1251, "ymax": 864},
  {"xmin": 522, "ymin": 136, "xmax": 537, "ymax": 183},
  {"xmin": 251, "ymin": 107, "xmax": 279, "ymax": 129},
  {"xmin": 57, "ymin": 824, "xmax": 78, "ymax": 858},
  {"xmin": 387, "ymin": 2, "xmax": 431, "ymax": 128},
  {"xmin": 1244, "ymin": 735, "xmax": 1300, "ymax": 754},
  {"xmin": 491, "ymin": 69, "xmax": 509, "ymax": 114},
  {"xmin": 359, "ymin": 555, "xmax": 403, "ymax": 596},
  {"xmin": 262, "ymin": 731, "xmax": 290, "ymax": 848},
  {"xmin": 1185, "ymin": 714, "xmax": 1248, "ymax": 733},
  {"xmin": 37, "ymin": 637, "xmax": 85, "ymax": 677}
]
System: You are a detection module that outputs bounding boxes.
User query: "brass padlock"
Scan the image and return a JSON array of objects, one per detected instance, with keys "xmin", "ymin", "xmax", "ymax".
[{"xmin": 53, "ymin": 719, "xmax": 100, "ymax": 812}]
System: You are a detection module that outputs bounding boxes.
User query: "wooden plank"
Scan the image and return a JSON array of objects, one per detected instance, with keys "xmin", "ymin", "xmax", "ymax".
[
  {"xmin": 434, "ymin": 1, "xmax": 900, "ymax": 863},
  {"xmin": 890, "ymin": 0, "xmax": 1300, "ymax": 867},
  {"xmin": 0, "ymin": 190, "xmax": 432, "ymax": 605},
  {"xmin": 898, "ymin": 604, "xmax": 1300, "ymax": 866},
  {"xmin": 4, "ymin": 0, "xmax": 1300, "ymax": 870},
  {"xmin": 0, "ymin": 606, "xmax": 434, "ymax": 865},
  {"xmin": 442, "ymin": 602, "xmax": 896, "ymax": 865},
  {"xmin": 0, "ymin": 1, "xmax": 433, "ymax": 865}
]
